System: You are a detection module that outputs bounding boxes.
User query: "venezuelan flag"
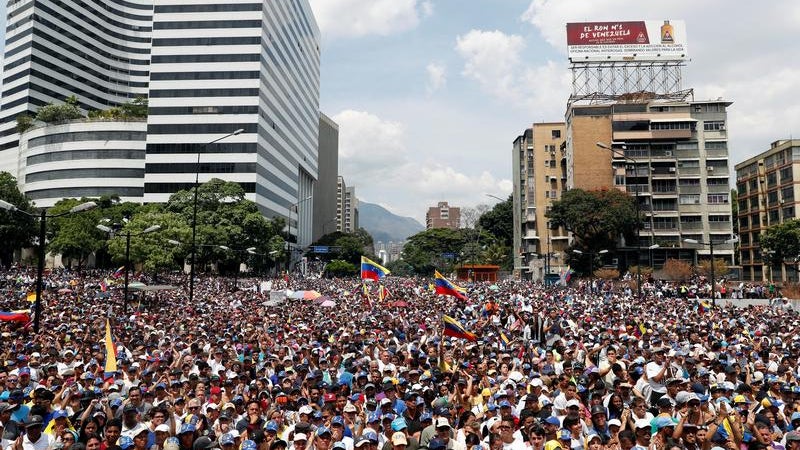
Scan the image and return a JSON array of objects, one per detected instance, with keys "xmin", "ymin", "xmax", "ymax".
[
  {"xmin": 104, "ymin": 319, "xmax": 118, "ymax": 380},
  {"xmin": 434, "ymin": 270, "xmax": 467, "ymax": 301},
  {"xmin": 443, "ymin": 315, "xmax": 477, "ymax": 342},
  {"xmin": 112, "ymin": 266, "xmax": 125, "ymax": 278},
  {"xmin": 500, "ymin": 330, "xmax": 511, "ymax": 348},
  {"xmin": 361, "ymin": 256, "xmax": 390, "ymax": 281},
  {"xmin": 0, "ymin": 311, "xmax": 30, "ymax": 322}
]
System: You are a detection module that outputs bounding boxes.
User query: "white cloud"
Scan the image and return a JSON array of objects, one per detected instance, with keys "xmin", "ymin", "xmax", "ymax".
[
  {"xmin": 425, "ymin": 62, "xmax": 446, "ymax": 95},
  {"xmin": 332, "ymin": 109, "xmax": 512, "ymax": 220},
  {"xmin": 518, "ymin": 0, "xmax": 800, "ymax": 162},
  {"xmin": 455, "ymin": 30, "xmax": 524, "ymax": 99},
  {"xmin": 309, "ymin": 0, "xmax": 432, "ymax": 39}
]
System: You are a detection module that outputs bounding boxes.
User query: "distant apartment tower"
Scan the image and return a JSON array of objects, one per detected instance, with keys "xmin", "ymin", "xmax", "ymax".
[
  {"xmin": 426, "ymin": 202, "xmax": 460, "ymax": 230},
  {"xmin": 143, "ymin": 0, "xmax": 320, "ymax": 248},
  {"xmin": 0, "ymin": 0, "xmax": 152, "ymax": 177},
  {"xmin": 337, "ymin": 176, "xmax": 358, "ymax": 233},
  {"xmin": 565, "ymin": 98, "xmax": 735, "ymax": 268},
  {"xmin": 735, "ymin": 139, "xmax": 800, "ymax": 282},
  {"xmin": 313, "ymin": 113, "xmax": 339, "ymax": 241},
  {"xmin": 511, "ymin": 124, "xmax": 570, "ymax": 280}
]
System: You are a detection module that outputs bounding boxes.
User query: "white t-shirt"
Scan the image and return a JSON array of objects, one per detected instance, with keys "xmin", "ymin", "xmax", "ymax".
[{"xmin": 645, "ymin": 361, "xmax": 667, "ymax": 394}]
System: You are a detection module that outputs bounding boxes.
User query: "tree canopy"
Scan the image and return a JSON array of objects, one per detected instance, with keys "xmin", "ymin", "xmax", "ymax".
[
  {"xmin": 760, "ymin": 219, "xmax": 800, "ymax": 267},
  {"xmin": 0, "ymin": 172, "xmax": 35, "ymax": 266}
]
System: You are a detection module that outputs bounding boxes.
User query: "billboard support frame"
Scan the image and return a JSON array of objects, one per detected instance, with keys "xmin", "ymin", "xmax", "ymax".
[{"xmin": 568, "ymin": 60, "xmax": 690, "ymax": 107}]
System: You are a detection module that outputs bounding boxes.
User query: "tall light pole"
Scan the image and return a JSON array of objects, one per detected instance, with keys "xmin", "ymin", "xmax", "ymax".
[
  {"xmin": 0, "ymin": 199, "xmax": 97, "ymax": 332},
  {"xmin": 285, "ymin": 195, "xmax": 312, "ymax": 273},
  {"xmin": 189, "ymin": 128, "xmax": 244, "ymax": 303},
  {"xmin": 684, "ymin": 237, "xmax": 738, "ymax": 306},
  {"xmin": 572, "ymin": 249, "xmax": 608, "ymax": 278},
  {"xmin": 597, "ymin": 141, "xmax": 645, "ymax": 299},
  {"xmin": 97, "ymin": 223, "xmax": 160, "ymax": 313}
]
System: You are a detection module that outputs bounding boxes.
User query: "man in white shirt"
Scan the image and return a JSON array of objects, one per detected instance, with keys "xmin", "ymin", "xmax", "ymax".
[
  {"xmin": 6, "ymin": 416, "xmax": 53, "ymax": 450},
  {"xmin": 644, "ymin": 347, "xmax": 670, "ymax": 407}
]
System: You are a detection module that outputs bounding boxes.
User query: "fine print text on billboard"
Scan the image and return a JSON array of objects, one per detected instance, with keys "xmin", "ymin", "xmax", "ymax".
[{"xmin": 567, "ymin": 20, "xmax": 688, "ymax": 62}]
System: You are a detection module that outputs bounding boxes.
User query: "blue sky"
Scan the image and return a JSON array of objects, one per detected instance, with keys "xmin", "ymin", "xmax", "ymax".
[{"xmin": 3, "ymin": 1, "xmax": 799, "ymax": 222}]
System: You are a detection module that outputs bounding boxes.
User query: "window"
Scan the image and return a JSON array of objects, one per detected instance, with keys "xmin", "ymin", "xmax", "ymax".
[
  {"xmin": 680, "ymin": 160, "xmax": 700, "ymax": 168},
  {"xmin": 749, "ymin": 179, "xmax": 758, "ymax": 190},
  {"xmin": 614, "ymin": 175, "xmax": 626, "ymax": 185},
  {"xmin": 751, "ymin": 214, "xmax": 760, "ymax": 227},
  {"xmin": 740, "ymin": 233, "xmax": 750, "ymax": 245},
  {"xmin": 780, "ymin": 167, "xmax": 793, "ymax": 183},
  {"xmin": 676, "ymin": 142, "xmax": 698, "ymax": 150},
  {"xmin": 768, "ymin": 191, "xmax": 779, "ymax": 205},
  {"xmin": 679, "ymin": 178, "xmax": 701, "ymax": 186},
  {"xmin": 551, "ymin": 130, "xmax": 561, "ymax": 139},
  {"xmin": 650, "ymin": 121, "xmax": 692, "ymax": 130},
  {"xmin": 769, "ymin": 210, "xmax": 780, "ymax": 223},
  {"xmin": 706, "ymin": 141, "xmax": 727, "ymax": 150},
  {"xmin": 679, "ymin": 195, "xmax": 700, "ymax": 205},
  {"xmin": 749, "ymin": 197, "xmax": 759, "ymax": 209},
  {"xmin": 703, "ymin": 121, "xmax": 726, "ymax": 131},
  {"xmin": 783, "ymin": 186, "xmax": 795, "ymax": 202},
  {"xmin": 708, "ymin": 215, "xmax": 730, "ymax": 222},
  {"xmin": 707, "ymin": 194, "xmax": 729, "ymax": 204},
  {"xmin": 737, "ymin": 183, "xmax": 747, "ymax": 195},
  {"xmin": 767, "ymin": 172, "xmax": 777, "ymax": 187},
  {"xmin": 739, "ymin": 217, "xmax": 749, "ymax": 229},
  {"xmin": 784, "ymin": 206, "xmax": 796, "ymax": 219}
]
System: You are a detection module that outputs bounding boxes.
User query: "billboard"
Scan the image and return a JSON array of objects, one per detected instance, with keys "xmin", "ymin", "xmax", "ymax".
[{"xmin": 567, "ymin": 20, "xmax": 688, "ymax": 62}]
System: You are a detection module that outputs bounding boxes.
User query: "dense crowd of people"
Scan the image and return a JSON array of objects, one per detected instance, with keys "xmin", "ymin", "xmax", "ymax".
[{"xmin": 1, "ymin": 266, "xmax": 798, "ymax": 450}]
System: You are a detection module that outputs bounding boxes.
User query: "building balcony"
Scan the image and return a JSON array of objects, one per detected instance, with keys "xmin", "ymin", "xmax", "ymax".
[
  {"xmin": 680, "ymin": 222, "xmax": 703, "ymax": 230},
  {"xmin": 679, "ymin": 185, "xmax": 701, "ymax": 194},
  {"xmin": 709, "ymin": 222, "xmax": 733, "ymax": 231},
  {"xmin": 705, "ymin": 148, "xmax": 728, "ymax": 158},
  {"xmin": 679, "ymin": 167, "xmax": 700, "ymax": 175}
]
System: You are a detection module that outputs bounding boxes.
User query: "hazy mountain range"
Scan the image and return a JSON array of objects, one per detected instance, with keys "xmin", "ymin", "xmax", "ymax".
[{"xmin": 359, "ymin": 202, "xmax": 424, "ymax": 243}]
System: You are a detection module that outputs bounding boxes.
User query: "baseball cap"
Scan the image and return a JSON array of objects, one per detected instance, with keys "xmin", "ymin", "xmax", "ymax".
[
  {"xmin": 435, "ymin": 418, "xmax": 451, "ymax": 429},
  {"xmin": 241, "ymin": 440, "xmax": 257, "ymax": 450},
  {"xmin": 293, "ymin": 434, "xmax": 308, "ymax": 442},
  {"xmin": 391, "ymin": 433, "xmax": 408, "ymax": 446},
  {"xmin": 119, "ymin": 436, "xmax": 135, "ymax": 450},
  {"xmin": 428, "ymin": 438, "xmax": 446, "ymax": 450}
]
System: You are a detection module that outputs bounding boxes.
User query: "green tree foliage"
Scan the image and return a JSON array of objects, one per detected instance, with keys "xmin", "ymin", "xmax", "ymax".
[
  {"xmin": 760, "ymin": 219, "xmax": 800, "ymax": 267},
  {"xmin": 478, "ymin": 194, "xmax": 513, "ymax": 246},
  {"xmin": 16, "ymin": 114, "xmax": 34, "ymax": 133},
  {"xmin": 34, "ymin": 95, "xmax": 83, "ymax": 124},
  {"xmin": 385, "ymin": 259, "xmax": 415, "ymax": 277},
  {"xmin": 324, "ymin": 259, "xmax": 358, "ymax": 277},
  {"xmin": 106, "ymin": 205, "xmax": 191, "ymax": 273},
  {"xmin": 402, "ymin": 228, "xmax": 468, "ymax": 275},
  {"xmin": 46, "ymin": 197, "xmax": 107, "ymax": 269},
  {"xmin": 165, "ymin": 179, "xmax": 283, "ymax": 274},
  {"xmin": 309, "ymin": 228, "xmax": 377, "ymax": 265},
  {"xmin": 0, "ymin": 172, "xmax": 35, "ymax": 266},
  {"xmin": 88, "ymin": 97, "xmax": 148, "ymax": 120},
  {"xmin": 547, "ymin": 188, "xmax": 638, "ymax": 274}
]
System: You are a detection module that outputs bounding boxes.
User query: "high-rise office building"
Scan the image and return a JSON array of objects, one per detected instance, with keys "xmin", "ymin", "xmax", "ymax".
[
  {"xmin": 426, "ymin": 202, "xmax": 460, "ymax": 230},
  {"xmin": 735, "ymin": 139, "xmax": 800, "ymax": 282},
  {"xmin": 0, "ymin": 0, "xmax": 152, "ymax": 176},
  {"xmin": 144, "ymin": 1, "xmax": 320, "ymax": 247},
  {"xmin": 511, "ymin": 124, "xmax": 570, "ymax": 280}
]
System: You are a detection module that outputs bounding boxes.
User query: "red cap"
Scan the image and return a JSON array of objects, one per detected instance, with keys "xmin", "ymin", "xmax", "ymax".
[{"xmin": 323, "ymin": 393, "xmax": 336, "ymax": 402}]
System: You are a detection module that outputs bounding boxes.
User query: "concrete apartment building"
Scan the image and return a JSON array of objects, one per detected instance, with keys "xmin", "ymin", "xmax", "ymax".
[
  {"xmin": 336, "ymin": 176, "xmax": 358, "ymax": 233},
  {"xmin": 565, "ymin": 98, "xmax": 735, "ymax": 268},
  {"xmin": 735, "ymin": 139, "xmax": 800, "ymax": 282},
  {"xmin": 511, "ymin": 124, "xmax": 570, "ymax": 280},
  {"xmin": 426, "ymin": 201, "xmax": 461, "ymax": 230}
]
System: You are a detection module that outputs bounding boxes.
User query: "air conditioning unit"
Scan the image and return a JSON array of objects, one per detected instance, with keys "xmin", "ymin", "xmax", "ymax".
[
  {"xmin": 665, "ymin": 150, "xmax": 673, "ymax": 156},
  {"xmin": 719, "ymin": 124, "xmax": 726, "ymax": 130},
  {"xmin": 669, "ymin": 167, "xmax": 676, "ymax": 172},
  {"xmin": 706, "ymin": 166, "xmax": 714, "ymax": 171}
]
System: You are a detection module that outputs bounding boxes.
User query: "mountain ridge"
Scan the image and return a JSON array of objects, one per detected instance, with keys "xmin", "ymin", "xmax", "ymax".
[{"xmin": 359, "ymin": 202, "xmax": 424, "ymax": 243}]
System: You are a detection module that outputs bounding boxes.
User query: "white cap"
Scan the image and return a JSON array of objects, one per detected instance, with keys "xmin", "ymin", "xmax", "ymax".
[
  {"xmin": 565, "ymin": 399, "xmax": 581, "ymax": 408},
  {"xmin": 294, "ymin": 433, "xmax": 308, "ymax": 442},
  {"xmin": 380, "ymin": 398, "xmax": 392, "ymax": 406},
  {"xmin": 343, "ymin": 403, "xmax": 357, "ymax": 413},
  {"xmin": 391, "ymin": 432, "xmax": 407, "ymax": 446},
  {"xmin": 299, "ymin": 405, "xmax": 313, "ymax": 415},
  {"xmin": 435, "ymin": 418, "xmax": 451, "ymax": 429},
  {"xmin": 635, "ymin": 419, "xmax": 652, "ymax": 429},
  {"xmin": 531, "ymin": 378, "xmax": 544, "ymax": 387},
  {"xmin": 155, "ymin": 424, "xmax": 171, "ymax": 433},
  {"xmin": 608, "ymin": 419, "xmax": 622, "ymax": 428}
]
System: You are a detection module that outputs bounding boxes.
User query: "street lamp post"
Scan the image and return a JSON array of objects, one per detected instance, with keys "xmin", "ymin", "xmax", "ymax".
[
  {"xmin": 97, "ymin": 223, "xmax": 160, "ymax": 313},
  {"xmin": 217, "ymin": 245, "xmax": 256, "ymax": 289},
  {"xmin": 597, "ymin": 141, "xmax": 646, "ymax": 299},
  {"xmin": 285, "ymin": 195, "xmax": 312, "ymax": 273},
  {"xmin": 684, "ymin": 237, "xmax": 738, "ymax": 306},
  {"xmin": 572, "ymin": 249, "xmax": 608, "ymax": 278},
  {"xmin": 649, "ymin": 244, "xmax": 660, "ymax": 269},
  {"xmin": 0, "ymin": 200, "xmax": 97, "ymax": 332},
  {"xmin": 189, "ymin": 129, "xmax": 244, "ymax": 304}
]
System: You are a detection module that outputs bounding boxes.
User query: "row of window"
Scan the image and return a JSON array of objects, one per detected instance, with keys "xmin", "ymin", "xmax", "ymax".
[
  {"xmin": 151, "ymin": 54, "xmax": 260, "ymax": 64},
  {"xmin": 27, "ymin": 131, "xmax": 146, "ymax": 148},
  {"xmin": 27, "ymin": 149, "xmax": 145, "ymax": 165},
  {"xmin": 35, "ymin": 3, "xmax": 151, "ymax": 42},
  {"xmin": 149, "ymin": 88, "xmax": 259, "ymax": 98},
  {"xmin": 150, "ymin": 71, "xmax": 259, "ymax": 81},
  {"xmin": 153, "ymin": 20, "xmax": 261, "ymax": 30},
  {"xmin": 145, "ymin": 163, "xmax": 256, "ymax": 174},
  {"xmin": 146, "ymin": 123, "xmax": 256, "ymax": 135},
  {"xmin": 152, "ymin": 37, "xmax": 261, "ymax": 47},
  {"xmin": 46, "ymin": 0, "xmax": 152, "ymax": 34},
  {"xmin": 26, "ymin": 186, "xmax": 144, "ymax": 200},
  {"xmin": 25, "ymin": 168, "xmax": 144, "ymax": 182},
  {"xmin": 154, "ymin": 4, "xmax": 262, "ymax": 13},
  {"xmin": 146, "ymin": 143, "xmax": 256, "ymax": 154},
  {"xmin": 678, "ymin": 194, "xmax": 729, "ymax": 204},
  {"xmin": 148, "ymin": 105, "xmax": 259, "ymax": 116},
  {"xmin": 144, "ymin": 182, "xmax": 255, "ymax": 194}
]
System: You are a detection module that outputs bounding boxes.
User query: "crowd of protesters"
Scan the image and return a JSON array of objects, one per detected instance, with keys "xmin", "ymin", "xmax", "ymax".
[{"xmin": 1, "ymin": 265, "xmax": 799, "ymax": 450}]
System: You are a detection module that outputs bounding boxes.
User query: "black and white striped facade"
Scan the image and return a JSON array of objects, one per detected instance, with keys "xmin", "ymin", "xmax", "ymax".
[
  {"xmin": 144, "ymin": 0, "xmax": 320, "ymax": 247},
  {"xmin": 17, "ymin": 119, "xmax": 147, "ymax": 207},
  {"xmin": 0, "ymin": 0, "xmax": 152, "ymax": 175}
]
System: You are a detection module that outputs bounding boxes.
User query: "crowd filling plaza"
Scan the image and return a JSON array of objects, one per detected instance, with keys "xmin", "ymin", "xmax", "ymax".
[{"xmin": 1, "ymin": 257, "xmax": 799, "ymax": 450}]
